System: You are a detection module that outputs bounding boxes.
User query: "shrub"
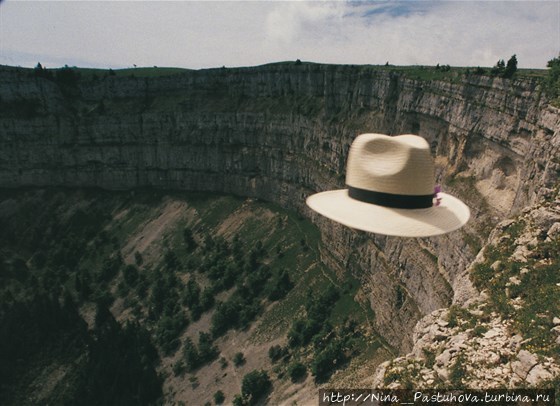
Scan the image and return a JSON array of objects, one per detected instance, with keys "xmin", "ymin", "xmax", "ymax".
[
  {"xmin": 210, "ymin": 291, "xmax": 261, "ymax": 337},
  {"xmin": 395, "ymin": 284, "xmax": 406, "ymax": 309},
  {"xmin": 219, "ymin": 356, "xmax": 228, "ymax": 369},
  {"xmin": 449, "ymin": 355, "xmax": 467, "ymax": 387},
  {"xmin": 182, "ymin": 333, "xmax": 218, "ymax": 371},
  {"xmin": 183, "ymin": 227, "xmax": 197, "ymax": 250},
  {"xmin": 173, "ymin": 360, "xmax": 185, "ymax": 377},
  {"xmin": 491, "ymin": 59, "xmax": 505, "ymax": 76},
  {"xmin": 198, "ymin": 332, "xmax": 219, "ymax": 364},
  {"xmin": 287, "ymin": 319, "xmax": 306, "ymax": 347},
  {"xmin": 267, "ymin": 269, "xmax": 293, "ymax": 301},
  {"xmin": 545, "ymin": 54, "xmax": 560, "ymax": 105},
  {"xmin": 123, "ymin": 264, "xmax": 139, "ymax": 286},
  {"xmin": 183, "ymin": 279, "xmax": 201, "ymax": 308},
  {"xmin": 268, "ymin": 345, "xmax": 287, "ymax": 363},
  {"xmin": 472, "ymin": 324, "xmax": 489, "ymax": 337},
  {"xmin": 288, "ymin": 285, "xmax": 340, "ymax": 348},
  {"xmin": 55, "ymin": 66, "xmax": 79, "ymax": 86},
  {"xmin": 241, "ymin": 370, "xmax": 271, "ymax": 405},
  {"xmin": 214, "ymin": 390, "xmax": 225, "ymax": 405},
  {"xmin": 164, "ymin": 250, "xmax": 179, "ymax": 270},
  {"xmin": 232, "ymin": 394, "xmax": 247, "ymax": 406},
  {"xmin": 311, "ymin": 337, "xmax": 348, "ymax": 383},
  {"xmin": 183, "ymin": 337, "xmax": 200, "ymax": 371},
  {"xmin": 156, "ymin": 321, "xmax": 183, "ymax": 355},
  {"xmin": 288, "ymin": 362, "xmax": 307, "ymax": 382},
  {"xmin": 233, "ymin": 352, "xmax": 246, "ymax": 367},
  {"xmin": 134, "ymin": 251, "xmax": 143, "ymax": 266}
]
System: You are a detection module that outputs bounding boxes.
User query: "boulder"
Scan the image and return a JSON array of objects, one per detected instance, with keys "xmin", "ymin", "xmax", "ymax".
[
  {"xmin": 511, "ymin": 350, "xmax": 538, "ymax": 379},
  {"xmin": 525, "ymin": 364, "xmax": 553, "ymax": 385}
]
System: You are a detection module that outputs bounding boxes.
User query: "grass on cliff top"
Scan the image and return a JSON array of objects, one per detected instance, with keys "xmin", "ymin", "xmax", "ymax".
[
  {"xmin": 14, "ymin": 61, "xmax": 547, "ymax": 82},
  {"xmin": 3, "ymin": 64, "xmax": 190, "ymax": 83}
]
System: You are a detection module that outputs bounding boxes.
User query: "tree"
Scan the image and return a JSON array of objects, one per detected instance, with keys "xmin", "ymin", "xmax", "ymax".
[
  {"xmin": 173, "ymin": 360, "xmax": 186, "ymax": 377},
  {"xmin": 33, "ymin": 62, "xmax": 52, "ymax": 79},
  {"xmin": 198, "ymin": 332, "xmax": 219, "ymax": 363},
  {"xmin": 232, "ymin": 394, "xmax": 247, "ymax": 406},
  {"xmin": 267, "ymin": 269, "xmax": 293, "ymax": 301},
  {"xmin": 288, "ymin": 362, "xmax": 307, "ymax": 382},
  {"xmin": 183, "ymin": 337, "xmax": 200, "ymax": 371},
  {"xmin": 183, "ymin": 279, "xmax": 201, "ymax": 308},
  {"xmin": 474, "ymin": 66, "xmax": 486, "ymax": 75},
  {"xmin": 134, "ymin": 251, "xmax": 143, "ymax": 266},
  {"xmin": 183, "ymin": 227, "xmax": 196, "ymax": 250},
  {"xmin": 76, "ymin": 320, "xmax": 162, "ymax": 405},
  {"xmin": 503, "ymin": 54, "xmax": 518, "ymax": 78},
  {"xmin": 164, "ymin": 250, "xmax": 179, "ymax": 270},
  {"xmin": 268, "ymin": 345, "xmax": 287, "ymax": 362},
  {"xmin": 311, "ymin": 341, "xmax": 345, "ymax": 383},
  {"xmin": 55, "ymin": 66, "xmax": 79, "ymax": 86},
  {"xmin": 545, "ymin": 54, "xmax": 560, "ymax": 103},
  {"xmin": 122, "ymin": 264, "xmax": 139, "ymax": 286},
  {"xmin": 241, "ymin": 370, "xmax": 272, "ymax": 405},
  {"xmin": 491, "ymin": 59, "xmax": 505, "ymax": 75},
  {"xmin": 214, "ymin": 390, "xmax": 225, "ymax": 405}
]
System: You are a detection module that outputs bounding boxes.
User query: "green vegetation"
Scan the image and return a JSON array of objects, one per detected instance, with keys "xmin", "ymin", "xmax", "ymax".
[
  {"xmin": 383, "ymin": 359, "xmax": 423, "ymax": 389},
  {"xmin": 182, "ymin": 332, "xmax": 219, "ymax": 372},
  {"xmin": 490, "ymin": 55, "xmax": 518, "ymax": 78},
  {"xmin": 239, "ymin": 370, "xmax": 272, "ymax": 406},
  {"xmin": 0, "ymin": 188, "xmax": 382, "ymax": 404},
  {"xmin": 446, "ymin": 305, "xmax": 477, "ymax": 330},
  {"xmin": 449, "ymin": 354, "xmax": 468, "ymax": 388},
  {"xmin": 0, "ymin": 292, "xmax": 161, "ymax": 405},
  {"xmin": 287, "ymin": 361, "xmax": 307, "ymax": 382},
  {"xmin": 268, "ymin": 344, "xmax": 288, "ymax": 363},
  {"xmin": 471, "ymin": 218, "xmax": 560, "ymax": 357},
  {"xmin": 233, "ymin": 352, "xmax": 246, "ymax": 367},
  {"xmin": 33, "ymin": 62, "xmax": 188, "ymax": 79},
  {"xmin": 213, "ymin": 390, "xmax": 225, "ymax": 405},
  {"xmin": 279, "ymin": 285, "xmax": 367, "ymax": 383},
  {"xmin": 545, "ymin": 55, "xmax": 560, "ymax": 106}
]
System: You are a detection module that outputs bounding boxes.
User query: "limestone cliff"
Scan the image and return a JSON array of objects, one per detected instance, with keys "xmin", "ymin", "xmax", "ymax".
[
  {"xmin": 0, "ymin": 63, "xmax": 558, "ymax": 352},
  {"xmin": 373, "ymin": 190, "xmax": 560, "ymax": 388}
]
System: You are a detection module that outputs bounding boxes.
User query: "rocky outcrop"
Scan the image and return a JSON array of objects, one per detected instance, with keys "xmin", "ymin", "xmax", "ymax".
[
  {"xmin": 0, "ymin": 63, "xmax": 558, "ymax": 351},
  {"xmin": 373, "ymin": 190, "xmax": 560, "ymax": 388},
  {"xmin": 374, "ymin": 309, "xmax": 560, "ymax": 389}
]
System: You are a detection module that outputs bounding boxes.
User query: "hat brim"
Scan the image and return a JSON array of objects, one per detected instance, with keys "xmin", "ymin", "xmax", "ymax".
[{"xmin": 306, "ymin": 190, "xmax": 470, "ymax": 237}]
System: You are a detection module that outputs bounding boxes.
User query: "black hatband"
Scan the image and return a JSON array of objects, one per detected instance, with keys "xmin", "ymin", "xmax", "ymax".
[{"xmin": 348, "ymin": 186, "xmax": 433, "ymax": 209}]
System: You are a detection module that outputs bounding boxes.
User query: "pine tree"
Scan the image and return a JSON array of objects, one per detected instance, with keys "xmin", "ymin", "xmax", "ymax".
[{"xmin": 503, "ymin": 54, "xmax": 518, "ymax": 78}]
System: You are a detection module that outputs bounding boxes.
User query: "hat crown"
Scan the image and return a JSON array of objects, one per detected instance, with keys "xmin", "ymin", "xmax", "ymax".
[{"xmin": 346, "ymin": 134, "xmax": 434, "ymax": 196}]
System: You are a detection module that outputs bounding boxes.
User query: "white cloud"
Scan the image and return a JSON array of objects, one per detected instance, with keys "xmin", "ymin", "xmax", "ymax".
[
  {"xmin": 0, "ymin": 0, "xmax": 557, "ymax": 69},
  {"xmin": 260, "ymin": 1, "xmax": 559, "ymax": 68}
]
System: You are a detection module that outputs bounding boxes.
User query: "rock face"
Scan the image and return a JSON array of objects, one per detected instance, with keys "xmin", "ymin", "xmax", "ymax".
[
  {"xmin": 373, "ymin": 194, "xmax": 560, "ymax": 388},
  {"xmin": 0, "ymin": 63, "xmax": 558, "ymax": 351}
]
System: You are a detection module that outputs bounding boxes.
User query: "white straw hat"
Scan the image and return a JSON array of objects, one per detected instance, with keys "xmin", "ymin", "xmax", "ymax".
[{"xmin": 306, "ymin": 133, "xmax": 470, "ymax": 237}]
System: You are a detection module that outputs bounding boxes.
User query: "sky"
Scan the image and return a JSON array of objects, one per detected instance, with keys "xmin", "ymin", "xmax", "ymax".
[{"xmin": 0, "ymin": 0, "xmax": 558, "ymax": 70}]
